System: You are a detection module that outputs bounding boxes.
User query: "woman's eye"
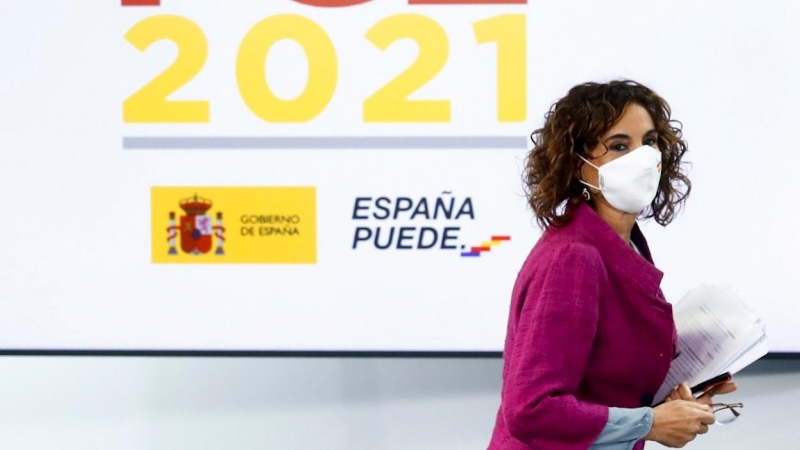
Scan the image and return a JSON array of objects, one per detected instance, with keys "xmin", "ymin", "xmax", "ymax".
[
  {"xmin": 644, "ymin": 137, "xmax": 658, "ymax": 146},
  {"xmin": 611, "ymin": 143, "xmax": 628, "ymax": 152}
]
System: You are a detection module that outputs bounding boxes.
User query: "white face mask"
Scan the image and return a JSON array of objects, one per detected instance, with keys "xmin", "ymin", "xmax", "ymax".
[{"xmin": 579, "ymin": 145, "xmax": 662, "ymax": 214}]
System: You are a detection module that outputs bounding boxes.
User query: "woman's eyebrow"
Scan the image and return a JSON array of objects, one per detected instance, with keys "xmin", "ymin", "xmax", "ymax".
[
  {"xmin": 603, "ymin": 133, "xmax": 630, "ymax": 142},
  {"xmin": 604, "ymin": 129, "xmax": 658, "ymax": 142}
]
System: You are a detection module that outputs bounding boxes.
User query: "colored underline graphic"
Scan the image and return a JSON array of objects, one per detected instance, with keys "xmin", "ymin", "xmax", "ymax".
[
  {"xmin": 121, "ymin": 0, "xmax": 527, "ymax": 6},
  {"xmin": 122, "ymin": 136, "xmax": 526, "ymax": 150},
  {"xmin": 460, "ymin": 235, "xmax": 511, "ymax": 257},
  {"xmin": 121, "ymin": 0, "xmax": 160, "ymax": 6},
  {"xmin": 409, "ymin": 0, "xmax": 526, "ymax": 3}
]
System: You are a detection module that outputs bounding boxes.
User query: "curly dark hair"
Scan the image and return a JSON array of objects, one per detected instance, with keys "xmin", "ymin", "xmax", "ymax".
[{"xmin": 524, "ymin": 79, "xmax": 691, "ymax": 229}]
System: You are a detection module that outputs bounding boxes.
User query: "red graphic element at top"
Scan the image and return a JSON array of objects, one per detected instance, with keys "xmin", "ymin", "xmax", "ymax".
[
  {"xmin": 410, "ymin": 0, "xmax": 526, "ymax": 3},
  {"xmin": 294, "ymin": 0, "xmax": 525, "ymax": 5},
  {"xmin": 122, "ymin": 0, "xmax": 528, "ymax": 8},
  {"xmin": 122, "ymin": 0, "xmax": 160, "ymax": 6},
  {"xmin": 123, "ymin": 0, "xmax": 528, "ymax": 8},
  {"xmin": 292, "ymin": 0, "xmax": 374, "ymax": 6}
]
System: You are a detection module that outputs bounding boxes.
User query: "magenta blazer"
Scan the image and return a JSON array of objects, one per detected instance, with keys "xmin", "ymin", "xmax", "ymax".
[{"xmin": 488, "ymin": 202, "xmax": 678, "ymax": 450}]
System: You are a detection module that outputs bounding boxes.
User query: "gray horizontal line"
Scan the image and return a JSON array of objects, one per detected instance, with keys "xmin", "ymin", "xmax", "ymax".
[{"xmin": 123, "ymin": 136, "xmax": 526, "ymax": 150}]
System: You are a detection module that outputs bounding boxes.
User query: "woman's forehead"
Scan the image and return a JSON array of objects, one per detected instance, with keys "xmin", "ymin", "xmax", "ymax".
[{"xmin": 602, "ymin": 104, "xmax": 655, "ymax": 138}]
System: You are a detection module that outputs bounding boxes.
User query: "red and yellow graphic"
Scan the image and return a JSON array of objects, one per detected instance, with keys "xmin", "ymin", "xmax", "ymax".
[
  {"xmin": 166, "ymin": 194, "xmax": 225, "ymax": 256},
  {"xmin": 152, "ymin": 187, "xmax": 316, "ymax": 264},
  {"xmin": 122, "ymin": 0, "xmax": 160, "ymax": 6},
  {"xmin": 461, "ymin": 235, "xmax": 510, "ymax": 257},
  {"xmin": 123, "ymin": 0, "xmax": 527, "ymax": 7}
]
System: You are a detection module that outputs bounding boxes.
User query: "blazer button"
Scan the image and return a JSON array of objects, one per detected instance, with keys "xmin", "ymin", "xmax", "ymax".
[{"xmin": 640, "ymin": 393, "xmax": 655, "ymax": 407}]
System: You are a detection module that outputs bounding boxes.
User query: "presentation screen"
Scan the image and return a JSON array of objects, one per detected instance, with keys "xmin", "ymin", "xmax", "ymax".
[{"xmin": 1, "ymin": 0, "xmax": 798, "ymax": 353}]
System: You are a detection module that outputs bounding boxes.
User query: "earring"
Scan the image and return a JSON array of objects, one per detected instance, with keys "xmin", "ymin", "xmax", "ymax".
[{"xmin": 582, "ymin": 188, "xmax": 591, "ymax": 201}]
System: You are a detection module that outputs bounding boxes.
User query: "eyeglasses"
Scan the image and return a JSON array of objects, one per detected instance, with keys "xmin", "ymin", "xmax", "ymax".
[{"xmin": 711, "ymin": 403, "xmax": 744, "ymax": 425}]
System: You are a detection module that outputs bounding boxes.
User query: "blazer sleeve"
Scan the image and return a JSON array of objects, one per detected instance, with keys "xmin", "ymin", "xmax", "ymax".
[{"xmin": 502, "ymin": 242, "xmax": 610, "ymax": 449}]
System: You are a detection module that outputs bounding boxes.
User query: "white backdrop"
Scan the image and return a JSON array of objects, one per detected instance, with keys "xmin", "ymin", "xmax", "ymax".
[{"xmin": 0, "ymin": 0, "xmax": 798, "ymax": 352}]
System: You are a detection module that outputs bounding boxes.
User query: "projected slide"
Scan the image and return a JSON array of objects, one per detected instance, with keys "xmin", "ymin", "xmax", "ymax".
[{"xmin": 0, "ymin": 0, "xmax": 798, "ymax": 353}]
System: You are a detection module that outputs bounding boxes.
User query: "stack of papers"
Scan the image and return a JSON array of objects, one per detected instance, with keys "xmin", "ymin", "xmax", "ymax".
[{"xmin": 655, "ymin": 284, "xmax": 768, "ymax": 404}]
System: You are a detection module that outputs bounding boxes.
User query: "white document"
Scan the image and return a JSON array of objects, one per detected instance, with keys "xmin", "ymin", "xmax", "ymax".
[{"xmin": 654, "ymin": 284, "xmax": 768, "ymax": 404}]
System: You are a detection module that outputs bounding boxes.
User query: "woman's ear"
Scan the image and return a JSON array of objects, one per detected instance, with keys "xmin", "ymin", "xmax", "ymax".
[{"xmin": 575, "ymin": 144, "xmax": 588, "ymax": 178}]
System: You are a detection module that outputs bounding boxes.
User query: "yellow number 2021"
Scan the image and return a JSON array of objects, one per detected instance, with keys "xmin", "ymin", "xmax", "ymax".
[
  {"xmin": 124, "ymin": 14, "xmax": 527, "ymax": 124},
  {"xmin": 474, "ymin": 14, "xmax": 527, "ymax": 123},
  {"xmin": 364, "ymin": 14, "xmax": 450, "ymax": 123},
  {"xmin": 236, "ymin": 15, "xmax": 338, "ymax": 123},
  {"xmin": 123, "ymin": 15, "xmax": 209, "ymax": 123}
]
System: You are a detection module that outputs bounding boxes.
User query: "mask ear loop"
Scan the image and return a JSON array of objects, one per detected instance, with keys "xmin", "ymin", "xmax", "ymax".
[
  {"xmin": 574, "ymin": 149, "xmax": 593, "ymax": 202},
  {"xmin": 577, "ymin": 154, "xmax": 602, "ymax": 191},
  {"xmin": 576, "ymin": 141, "xmax": 615, "ymax": 202},
  {"xmin": 575, "ymin": 142, "xmax": 605, "ymax": 201}
]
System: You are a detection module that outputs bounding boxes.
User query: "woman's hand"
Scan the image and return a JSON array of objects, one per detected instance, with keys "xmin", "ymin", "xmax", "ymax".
[
  {"xmin": 645, "ymin": 400, "xmax": 716, "ymax": 448},
  {"xmin": 665, "ymin": 380, "xmax": 738, "ymax": 406}
]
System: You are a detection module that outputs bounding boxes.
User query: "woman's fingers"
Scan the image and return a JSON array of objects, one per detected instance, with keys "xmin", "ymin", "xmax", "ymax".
[
  {"xmin": 665, "ymin": 386, "xmax": 681, "ymax": 402},
  {"xmin": 697, "ymin": 381, "xmax": 738, "ymax": 405},
  {"xmin": 697, "ymin": 395, "xmax": 714, "ymax": 406},
  {"xmin": 711, "ymin": 381, "xmax": 738, "ymax": 396},
  {"xmin": 667, "ymin": 379, "xmax": 736, "ymax": 404},
  {"xmin": 678, "ymin": 382, "xmax": 694, "ymax": 400}
]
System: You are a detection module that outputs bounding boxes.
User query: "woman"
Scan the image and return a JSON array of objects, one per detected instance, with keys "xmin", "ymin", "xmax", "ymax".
[{"xmin": 488, "ymin": 80, "xmax": 736, "ymax": 449}]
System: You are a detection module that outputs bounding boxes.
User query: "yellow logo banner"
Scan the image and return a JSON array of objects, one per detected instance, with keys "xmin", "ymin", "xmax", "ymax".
[{"xmin": 151, "ymin": 187, "xmax": 316, "ymax": 264}]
